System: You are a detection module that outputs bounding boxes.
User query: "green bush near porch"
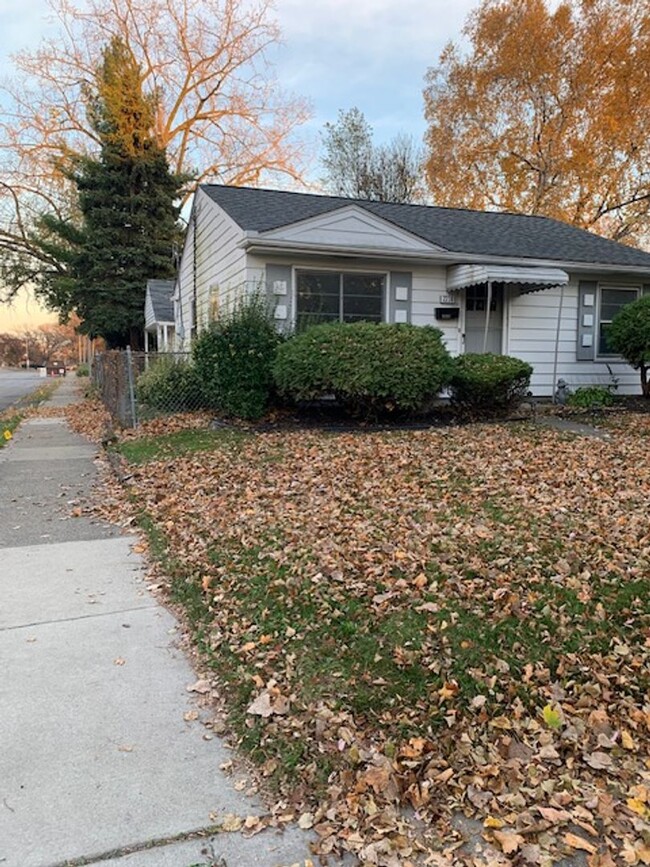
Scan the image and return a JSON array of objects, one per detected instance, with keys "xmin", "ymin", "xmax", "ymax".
[{"xmin": 449, "ymin": 353, "xmax": 533, "ymax": 415}]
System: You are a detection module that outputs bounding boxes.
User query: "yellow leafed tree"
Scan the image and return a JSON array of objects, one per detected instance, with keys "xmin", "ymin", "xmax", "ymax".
[{"xmin": 423, "ymin": 0, "xmax": 650, "ymax": 244}]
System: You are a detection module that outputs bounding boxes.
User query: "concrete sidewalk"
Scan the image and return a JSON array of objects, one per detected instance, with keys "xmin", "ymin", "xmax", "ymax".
[{"xmin": 0, "ymin": 379, "xmax": 314, "ymax": 867}]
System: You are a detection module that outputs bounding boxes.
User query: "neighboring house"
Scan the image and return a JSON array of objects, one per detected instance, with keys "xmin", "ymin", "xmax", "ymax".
[
  {"xmin": 174, "ymin": 185, "xmax": 650, "ymax": 395},
  {"xmin": 144, "ymin": 279, "xmax": 175, "ymax": 352}
]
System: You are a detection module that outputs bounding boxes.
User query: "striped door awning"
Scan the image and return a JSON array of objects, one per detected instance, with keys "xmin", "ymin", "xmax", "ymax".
[{"xmin": 447, "ymin": 264, "xmax": 569, "ymax": 293}]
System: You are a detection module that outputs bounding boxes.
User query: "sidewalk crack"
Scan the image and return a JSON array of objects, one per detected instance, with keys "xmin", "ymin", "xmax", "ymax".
[
  {"xmin": 0, "ymin": 604, "xmax": 158, "ymax": 632},
  {"xmin": 43, "ymin": 825, "xmax": 229, "ymax": 866}
]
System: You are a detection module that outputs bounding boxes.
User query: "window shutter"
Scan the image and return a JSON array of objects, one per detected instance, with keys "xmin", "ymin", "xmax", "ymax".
[
  {"xmin": 266, "ymin": 264, "xmax": 292, "ymax": 327},
  {"xmin": 389, "ymin": 272, "xmax": 412, "ymax": 324},
  {"xmin": 577, "ymin": 281, "xmax": 597, "ymax": 361}
]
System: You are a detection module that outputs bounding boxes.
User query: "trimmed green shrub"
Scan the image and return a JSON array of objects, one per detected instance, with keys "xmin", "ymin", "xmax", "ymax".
[
  {"xmin": 136, "ymin": 357, "xmax": 203, "ymax": 411},
  {"xmin": 607, "ymin": 294, "xmax": 650, "ymax": 397},
  {"xmin": 192, "ymin": 296, "xmax": 282, "ymax": 420},
  {"xmin": 567, "ymin": 385, "xmax": 616, "ymax": 409},
  {"xmin": 272, "ymin": 321, "xmax": 451, "ymax": 416},
  {"xmin": 76, "ymin": 363, "xmax": 89, "ymax": 377},
  {"xmin": 449, "ymin": 353, "xmax": 533, "ymax": 415}
]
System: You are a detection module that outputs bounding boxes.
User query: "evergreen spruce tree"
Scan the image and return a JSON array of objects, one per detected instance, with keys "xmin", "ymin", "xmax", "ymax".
[{"xmin": 38, "ymin": 37, "xmax": 185, "ymax": 348}]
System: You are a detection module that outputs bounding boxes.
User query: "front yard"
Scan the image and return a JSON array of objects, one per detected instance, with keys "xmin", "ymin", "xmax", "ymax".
[{"xmin": 84, "ymin": 405, "xmax": 650, "ymax": 865}]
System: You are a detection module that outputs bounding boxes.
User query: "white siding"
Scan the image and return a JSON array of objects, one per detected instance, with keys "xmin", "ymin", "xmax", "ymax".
[
  {"xmin": 411, "ymin": 266, "xmax": 460, "ymax": 355},
  {"xmin": 175, "ymin": 189, "xmax": 247, "ymax": 349},
  {"xmin": 506, "ymin": 279, "xmax": 640, "ymax": 396},
  {"xmin": 206, "ymin": 247, "xmax": 645, "ymax": 397}
]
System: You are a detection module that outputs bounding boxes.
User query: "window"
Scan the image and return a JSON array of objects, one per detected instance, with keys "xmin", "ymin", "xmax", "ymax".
[
  {"xmin": 296, "ymin": 271, "xmax": 383, "ymax": 327},
  {"xmin": 465, "ymin": 284, "xmax": 498, "ymax": 312},
  {"xmin": 598, "ymin": 287, "xmax": 639, "ymax": 355}
]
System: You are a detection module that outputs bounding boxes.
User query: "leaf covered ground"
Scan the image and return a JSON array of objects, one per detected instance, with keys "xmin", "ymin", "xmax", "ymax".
[{"xmin": 65, "ymin": 401, "xmax": 650, "ymax": 866}]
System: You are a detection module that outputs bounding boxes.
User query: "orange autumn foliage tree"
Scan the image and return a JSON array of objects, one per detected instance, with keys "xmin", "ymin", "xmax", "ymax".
[
  {"xmin": 0, "ymin": 0, "xmax": 310, "ymax": 300},
  {"xmin": 423, "ymin": 0, "xmax": 650, "ymax": 244}
]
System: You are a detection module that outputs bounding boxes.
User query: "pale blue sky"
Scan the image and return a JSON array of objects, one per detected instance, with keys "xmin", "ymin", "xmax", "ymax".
[
  {"xmin": 269, "ymin": 0, "xmax": 473, "ymax": 146},
  {"xmin": 0, "ymin": 0, "xmax": 476, "ymax": 151}
]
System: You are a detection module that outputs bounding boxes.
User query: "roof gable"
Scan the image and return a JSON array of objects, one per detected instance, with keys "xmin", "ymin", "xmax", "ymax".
[
  {"xmin": 259, "ymin": 205, "xmax": 440, "ymax": 253},
  {"xmin": 145, "ymin": 279, "xmax": 174, "ymax": 327},
  {"xmin": 200, "ymin": 185, "xmax": 650, "ymax": 271}
]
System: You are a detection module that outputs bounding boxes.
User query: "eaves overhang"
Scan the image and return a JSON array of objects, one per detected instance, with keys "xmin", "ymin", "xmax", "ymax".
[{"xmin": 238, "ymin": 234, "xmax": 650, "ymax": 277}]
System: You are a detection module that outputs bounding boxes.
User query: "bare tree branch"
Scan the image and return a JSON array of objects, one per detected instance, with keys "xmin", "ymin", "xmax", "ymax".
[{"xmin": 0, "ymin": 0, "xmax": 311, "ymax": 300}]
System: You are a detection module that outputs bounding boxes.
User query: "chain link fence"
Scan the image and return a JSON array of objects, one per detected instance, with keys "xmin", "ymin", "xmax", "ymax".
[{"xmin": 92, "ymin": 350, "xmax": 204, "ymax": 427}]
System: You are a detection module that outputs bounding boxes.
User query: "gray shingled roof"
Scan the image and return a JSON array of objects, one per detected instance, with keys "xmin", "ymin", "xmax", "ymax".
[
  {"xmin": 200, "ymin": 185, "xmax": 650, "ymax": 270},
  {"xmin": 146, "ymin": 279, "xmax": 174, "ymax": 322}
]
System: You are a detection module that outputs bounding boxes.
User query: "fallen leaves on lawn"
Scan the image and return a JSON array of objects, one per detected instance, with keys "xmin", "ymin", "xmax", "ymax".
[{"xmin": 90, "ymin": 409, "xmax": 650, "ymax": 865}]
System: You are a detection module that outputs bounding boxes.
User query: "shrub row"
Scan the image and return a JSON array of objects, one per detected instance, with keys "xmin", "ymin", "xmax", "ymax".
[
  {"xmin": 136, "ymin": 301, "xmax": 534, "ymax": 420},
  {"xmin": 273, "ymin": 322, "xmax": 532, "ymax": 418},
  {"xmin": 273, "ymin": 322, "xmax": 452, "ymax": 415}
]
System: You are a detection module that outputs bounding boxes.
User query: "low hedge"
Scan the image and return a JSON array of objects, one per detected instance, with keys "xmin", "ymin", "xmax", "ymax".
[
  {"xmin": 272, "ymin": 321, "xmax": 451, "ymax": 416},
  {"xmin": 136, "ymin": 358, "xmax": 203, "ymax": 411},
  {"xmin": 449, "ymin": 353, "xmax": 533, "ymax": 415}
]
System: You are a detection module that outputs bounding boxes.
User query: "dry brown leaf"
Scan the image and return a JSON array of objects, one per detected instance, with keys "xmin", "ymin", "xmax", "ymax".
[
  {"xmin": 492, "ymin": 829, "xmax": 525, "ymax": 854},
  {"xmin": 564, "ymin": 833, "xmax": 598, "ymax": 854},
  {"xmin": 186, "ymin": 679, "xmax": 211, "ymax": 694}
]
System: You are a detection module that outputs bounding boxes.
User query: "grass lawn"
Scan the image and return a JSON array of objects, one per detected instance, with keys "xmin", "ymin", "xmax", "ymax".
[
  {"xmin": 116, "ymin": 427, "xmax": 248, "ymax": 464},
  {"xmin": 111, "ymin": 416, "xmax": 650, "ymax": 865}
]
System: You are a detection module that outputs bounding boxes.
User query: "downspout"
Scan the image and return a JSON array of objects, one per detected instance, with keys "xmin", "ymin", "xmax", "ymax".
[
  {"xmin": 482, "ymin": 280, "xmax": 493, "ymax": 353},
  {"xmin": 551, "ymin": 283, "xmax": 565, "ymax": 403},
  {"xmin": 192, "ymin": 207, "xmax": 198, "ymax": 336}
]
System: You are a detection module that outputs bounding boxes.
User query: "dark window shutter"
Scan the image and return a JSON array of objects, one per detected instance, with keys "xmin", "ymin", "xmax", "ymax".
[
  {"xmin": 389, "ymin": 272, "xmax": 412, "ymax": 324},
  {"xmin": 577, "ymin": 281, "xmax": 597, "ymax": 361}
]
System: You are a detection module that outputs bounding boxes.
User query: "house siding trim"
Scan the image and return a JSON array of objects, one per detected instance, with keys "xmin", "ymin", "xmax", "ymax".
[{"xmin": 242, "ymin": 236, "xmax": 650, "ymax": 277}]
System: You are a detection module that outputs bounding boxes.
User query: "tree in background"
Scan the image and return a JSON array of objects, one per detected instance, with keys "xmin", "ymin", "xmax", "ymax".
[
  {"xmin": 0, "ymin": 0, "xmax": 310, "ymax": 301},
  {"xmin": 38, "ymin": 37, "xmax": 184, "ymax": 348},
  {"xmin": 0, "ymin": 334, "xmax": 26, "ymax": 367},
  {"xmin": 0, "ymin": 321, "xmax": 79, "ymax": 367},
  {"xmin": 321, "ymin": 108, "xmax": 426, "ymax": 203},
  {"xmin": 423, "ymin": 0, "xmax": 650, "ymax": 244}
]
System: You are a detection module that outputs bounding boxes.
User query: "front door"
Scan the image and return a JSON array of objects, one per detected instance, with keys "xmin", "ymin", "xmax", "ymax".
[{"xmin": 464, "ymin": 284, "xmax": 503, "ymax": 354}]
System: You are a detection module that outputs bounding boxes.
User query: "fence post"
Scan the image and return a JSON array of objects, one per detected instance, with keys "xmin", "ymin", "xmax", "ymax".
[{"xmin": 125, "ymin": 346, "xmax": 138, "ymax": 428}]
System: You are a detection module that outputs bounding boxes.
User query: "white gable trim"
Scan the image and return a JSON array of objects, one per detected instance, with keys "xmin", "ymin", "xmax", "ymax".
[{"xmin": 257, "ymin": 205, "xmax": 441, "ymax": 254}]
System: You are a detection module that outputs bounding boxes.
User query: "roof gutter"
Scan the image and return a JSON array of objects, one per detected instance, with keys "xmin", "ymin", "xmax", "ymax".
[{"xmin": 237, "ymin": 235, "xmax": 650, "ymax": 277}]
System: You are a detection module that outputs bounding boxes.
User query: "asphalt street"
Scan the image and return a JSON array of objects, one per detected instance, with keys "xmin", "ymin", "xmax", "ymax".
[{"xmin": 0, "ymin": 367, "xmax": 43, "ymax": 412}]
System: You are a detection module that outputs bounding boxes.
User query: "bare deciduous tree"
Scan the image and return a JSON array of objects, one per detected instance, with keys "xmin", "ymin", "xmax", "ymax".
[
  {"xmin": 0, "ymin": 0, "xmax": 311, "ymax": 299},
  {"xmin": 321, "ymin": 108, "xmax": 426, "ymax": 204}
]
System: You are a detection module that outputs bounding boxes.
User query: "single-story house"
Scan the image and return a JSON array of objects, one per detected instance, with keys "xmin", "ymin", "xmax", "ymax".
[
  {"xmin": 144, "ymin": 279, "xmax": 175, "ymax": 352},
  {"xmin": 173, "ymin": 185, "xmax": 650, "ymax": 395}
]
